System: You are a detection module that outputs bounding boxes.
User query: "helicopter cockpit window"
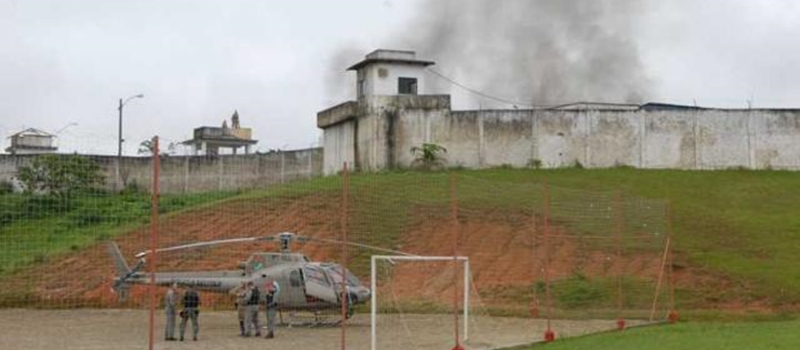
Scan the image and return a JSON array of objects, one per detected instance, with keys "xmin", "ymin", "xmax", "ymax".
[
  {"xmin": 324, "ymin": 264, "xmax": 360, "ymax": 287},
  {"xmin": 289, "ymin": 269, "xmax": 303, "ymax": 288},
  {"xmin": 249, "ymin": 256, "xmax": 265, "ymax": 271},
  {"xmin": 303, "ymin": 265, "xmax": 330, "ymax": 286}
]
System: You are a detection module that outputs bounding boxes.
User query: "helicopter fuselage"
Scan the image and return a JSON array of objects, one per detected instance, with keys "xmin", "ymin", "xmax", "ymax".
[{"xmin": 115, "ymin": 251, "xmax": 370, "ymax": 311}]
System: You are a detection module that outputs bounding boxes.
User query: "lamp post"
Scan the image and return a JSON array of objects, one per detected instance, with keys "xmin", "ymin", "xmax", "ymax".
[
  {"xmin": 116, "ymin": 94, "xmax": 144, "ymax": 191},
  {"xmin": 54, "ymin": 122, "xmax": 78, "ymax": 151},
  {"xmin": 55, "ymin": 122, "xmax": 78, "ymax": 135}
]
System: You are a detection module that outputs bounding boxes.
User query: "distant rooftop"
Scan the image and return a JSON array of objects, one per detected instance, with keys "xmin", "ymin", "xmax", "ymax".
[
  {"xmin": 545, "ymin": 102, "xmax": 797, "ymax": 111},
  {"xmin": 347, "ymin": 49, "xmax": 435, "ymax": 71},
  {"xmin": 7, "ymin": 127, "xmax": 54, "ymax": 139},
  {"xmin": 5, "ymin": 128, "xmax": 57, "ymax": 154}
]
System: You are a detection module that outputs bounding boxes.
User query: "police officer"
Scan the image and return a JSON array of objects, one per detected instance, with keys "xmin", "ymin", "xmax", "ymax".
[
  {"xmin": 164, "ymin": 283, "xmax": 178, "ymax": 341},
  {"xmin": 179, "ymin": 285, "xmax": 200, "ymax": 341},
  {"xmin": 243, "ymin": 281, "xmax": 261, "ymax": 337},
  {"xmin": 234, "ymin": 282, "xmax": 248, "ymax": 336},
  {"xmin": 264, "ymin": 280, "xmax": 280, "ymax": 339}
]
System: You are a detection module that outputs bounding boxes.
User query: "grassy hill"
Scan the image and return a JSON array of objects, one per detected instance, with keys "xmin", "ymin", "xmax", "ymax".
[
  {"xmin": 524, "ymin": 319, "xmax": 800, "ymax": 350},
  {"xmin": 1, "ymin": 168, "xmax": 799, "ymax": 318},
  {"xmin": 0, "ymin": 189, "xmax": 239, "ymax": 276},
  {"xmin": 466, "ymin": 168, "xmax": 800, "ymax": 313}
]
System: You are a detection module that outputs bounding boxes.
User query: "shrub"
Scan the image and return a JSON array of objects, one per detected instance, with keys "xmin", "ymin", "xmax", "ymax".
[
  {"xmin": 17, "ymin": 155, "xmax": 105, "ymax": 198},
  {"xmin": 527, "ymin": 158, "xmax": 543, "ymax": 169},
  {"xmin": 555, "ymin": 273, "xmax": 608, "ymax": 309},
  {"xmin": 410, "ymin": 143, "xmax": 448, "ymax": 170},
  {"xmin": 0, "ymin": 180, "xmax": 13, "ymax": 195}
]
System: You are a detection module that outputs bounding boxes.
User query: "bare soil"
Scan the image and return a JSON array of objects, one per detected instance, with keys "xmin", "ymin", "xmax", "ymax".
[
  {"xmin": 0, "ymin": 309, "xmax": 655, "ymax": 350},
  {"xmin": 1, "ymin": 194, "xmax": 744, "ymax": 313}
]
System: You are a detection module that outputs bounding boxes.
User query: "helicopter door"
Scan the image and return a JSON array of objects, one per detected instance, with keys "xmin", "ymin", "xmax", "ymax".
[{"xmin": 302, "ymin": 266, "xmax": 339, "ymax": 304}]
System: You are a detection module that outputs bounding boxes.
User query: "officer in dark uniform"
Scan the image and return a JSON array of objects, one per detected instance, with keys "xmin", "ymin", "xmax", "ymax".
[
  {"xmin": 243, "ymin": 281, "xmax": 261, "ymax": 337},
  {"xmin": 179, "ymin": 285, "xmax": 200, "ymax": 341}
]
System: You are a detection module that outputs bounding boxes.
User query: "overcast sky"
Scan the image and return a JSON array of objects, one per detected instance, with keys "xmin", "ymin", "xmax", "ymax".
[{"xmin": 2, "ymin": 0, "xmax": 799, "ymax": 155}]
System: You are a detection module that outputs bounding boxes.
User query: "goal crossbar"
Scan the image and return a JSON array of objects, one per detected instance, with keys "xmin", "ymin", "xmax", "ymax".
[{"xmin": 370, "ymin": 255, "xmax": 470, "ymax": 350}]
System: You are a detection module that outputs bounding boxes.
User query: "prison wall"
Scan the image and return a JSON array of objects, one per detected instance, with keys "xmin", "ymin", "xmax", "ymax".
[
  {"xmin": 432, "ymin": 108, "xmax": 800, "ymax": 170},
  {"xmin": 323, "ymin": 95, "xmax": 800, "ymax": 172},
  {"xmin": 0, "ymin": 148, "xmax": 324, "ymax": 194}
]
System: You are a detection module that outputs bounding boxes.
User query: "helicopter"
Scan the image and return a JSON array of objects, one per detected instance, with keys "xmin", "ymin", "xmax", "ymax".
[{"xmin": 107, "ymin": 232, "xmax": 414, "ymax": 320}]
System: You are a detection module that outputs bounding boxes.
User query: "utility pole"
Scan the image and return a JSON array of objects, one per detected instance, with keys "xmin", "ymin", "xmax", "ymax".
[{"xmin": 116, "ymin": 94, "xmax": 144, "ymax": 191}]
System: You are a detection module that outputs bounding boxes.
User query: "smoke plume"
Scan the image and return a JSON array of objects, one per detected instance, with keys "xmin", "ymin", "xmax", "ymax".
[{"xmin": 394, "ymin": 0, "xmax": 651, "ymax": 107}]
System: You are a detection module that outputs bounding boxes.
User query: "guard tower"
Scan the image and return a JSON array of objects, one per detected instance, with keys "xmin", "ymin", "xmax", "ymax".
[
  {"xmin": 183, "ymin": 110, "xmax": 258, "ymax": 156},
  {"xmin": 347, "ymin": 49, "xmax": 435, "ymax": 99},
  {"xmin": 318, "ymin": 49, "xmax": 449, "ymax": 175}
]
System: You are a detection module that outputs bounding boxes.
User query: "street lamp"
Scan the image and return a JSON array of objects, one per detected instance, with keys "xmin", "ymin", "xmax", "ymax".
[
  {"xmin": 54, "ymin": 122, "xmax": 78, "ymax": 151},
  {"xmin": 55, "ymin": 122, "xmax": 78, "ymax": 135},
  {"xmin": 116, "ymin": 94, "xmax": 144, "ymax": 191}
]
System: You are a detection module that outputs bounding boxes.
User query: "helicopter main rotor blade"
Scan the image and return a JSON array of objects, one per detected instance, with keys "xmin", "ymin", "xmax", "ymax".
[
  {"xmin": 309, "ymin": 236, "xmax": 418, "ymax": 257},
  {"xmin": 135, "ymin": 236, "xmax": 275, "ymax": 258},
  {"xmin": 133, "ymin": 231, "xmax": 418, "ymax": 258}
]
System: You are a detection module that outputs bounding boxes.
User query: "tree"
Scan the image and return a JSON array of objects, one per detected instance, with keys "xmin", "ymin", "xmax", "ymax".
[
  {"xmin": 17, "ymin": 154, "xmax": 105, "ymax": 198},
  {"xmin": 410, "ymin": 143, "xmax": 448, "ymax": 170},
  {"xmin": 138, "ymin": 139, "xmax": 155, "ymax": 155},
  {"xmin": 139, "ymin": 139, "xmax": 176, "ymax": 155}
]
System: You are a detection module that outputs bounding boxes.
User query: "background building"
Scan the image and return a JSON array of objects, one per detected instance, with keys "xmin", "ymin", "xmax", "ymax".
[
  {"xmin": 5, "ymin": 128, "xmax": 57, "ymax": 155},
  {"xmin": 183, "ymin": 110, "xmax": 258, "ymax": 156}
]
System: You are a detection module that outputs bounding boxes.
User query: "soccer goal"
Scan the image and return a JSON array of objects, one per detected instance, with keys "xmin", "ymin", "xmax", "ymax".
[{"xmin": 370, "ymin": 255, "xmax": 470, "ymax": 350}]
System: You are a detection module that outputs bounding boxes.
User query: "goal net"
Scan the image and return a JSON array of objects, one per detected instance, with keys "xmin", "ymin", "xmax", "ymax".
[{"xmin": 370, "ymin": 255, "xmax": 470, "ymax": 350}]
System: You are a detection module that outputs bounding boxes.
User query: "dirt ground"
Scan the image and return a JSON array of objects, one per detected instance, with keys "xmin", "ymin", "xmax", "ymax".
[
  {"xmin": 0, "ymin": 309, "xmax": 653, "ymax": 350},
  {"xmin": 2, "ymin": 196, "xmax": 695, "ymax": 310}
]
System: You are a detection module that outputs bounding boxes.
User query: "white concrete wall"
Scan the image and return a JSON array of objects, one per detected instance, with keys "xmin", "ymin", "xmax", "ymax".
[
  {"xmin": 15, "ymin": 135, "xmax": 54, "ymax": 148},
  {"xmin": 320, "ymin": 94, "xmax": 800, "ymax": 173},
  {"xmin": 323, "ymin": 120, "xmax": 356, "ymax": 175},
  {"xmin": 754, "ymin": 112, "xmax": 800, "ymax": 168},
  {"xmin": 450, "ymin": 109, "xmax": 800, "ymax": 170},
  {"xmin": 358, "ymin": 63, "xmax": 428, "ymax": 97},
  {"xmin": 1, "ymin": 150, "xmax": 324, "ymax": 194},
  {"xmin": 394, "ymin": 106, "xmax": 451, "ymax": 167},
  {"xmin": 641, "ymin": 112, "xmax": 696, "ymax": 168}
]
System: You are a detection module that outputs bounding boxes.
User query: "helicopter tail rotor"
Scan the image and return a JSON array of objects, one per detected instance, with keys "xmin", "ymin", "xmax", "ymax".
[
  {"xmin": 107, "ymin": 242, "xmax": 145, "ymax": 301},
  {"xmin": 107, "ymin": 242, "xmax": 131, "ymax": 278}
]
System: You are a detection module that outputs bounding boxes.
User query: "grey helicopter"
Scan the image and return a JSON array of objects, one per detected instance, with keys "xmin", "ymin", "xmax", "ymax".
[{"xmin": 107, "ymin": 232, "xmax": 414, "ymax": 319}]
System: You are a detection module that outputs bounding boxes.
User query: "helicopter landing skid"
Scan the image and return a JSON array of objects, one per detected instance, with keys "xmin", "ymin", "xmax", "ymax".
[{"xmin": 280, "ymin": 310, "xmax": 346, "ymax": 328}]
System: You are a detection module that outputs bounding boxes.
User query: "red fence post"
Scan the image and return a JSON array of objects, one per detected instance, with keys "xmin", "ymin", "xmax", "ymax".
[
  {"xmin": 543, "ymin": 180, "xmax": 555, "ymax": 342},
  {"xmin": 148, "ymin": 136, "xmax": 160, "ymax": 350},
  {"xmin": 615, "ymin": 189, "xmax": 625, "ymax": 330},
  {"xmin": 340, "ymin": 163, "xmax": 349, "ymax": 350}
]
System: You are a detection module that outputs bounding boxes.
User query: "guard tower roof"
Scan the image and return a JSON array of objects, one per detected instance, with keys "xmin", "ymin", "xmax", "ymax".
[{"xmin": 347, "ymin": 49, "xmax": 434, "ymax": 71}]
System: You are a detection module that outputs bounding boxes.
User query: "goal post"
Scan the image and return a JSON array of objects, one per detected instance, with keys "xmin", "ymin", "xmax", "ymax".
[{"xmin": 370, "ymin": 255, "xmax": 470, "ymax": 350}]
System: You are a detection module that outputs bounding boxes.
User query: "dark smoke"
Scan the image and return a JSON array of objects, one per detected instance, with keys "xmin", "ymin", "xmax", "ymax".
[
  {"xmin": 323, "ymin": 45, "xmax": 364, "ymax": 107},
  {"xmin": 394, "ymin": 0, "xmax": 651, "ymax": 107}
]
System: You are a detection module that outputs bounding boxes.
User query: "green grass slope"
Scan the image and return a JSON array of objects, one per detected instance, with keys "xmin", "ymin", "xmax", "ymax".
[
  {"xmin": 526, "ymin": 320, "xmax": 800, "ymax": 350},
  {"xmin": 339, "ymin": 168, "xmax": 800, "ymax": 313},
  {"xmin": 2, "ymin": 168, "xmax": 799, "ymax": 315},
  {"xmin": 468, "ymin": 168, "xmax": 800, "ymax": 310},
  {"xmin": 0, "ymin": 190, "xmax": 239, "ymax": 276}
]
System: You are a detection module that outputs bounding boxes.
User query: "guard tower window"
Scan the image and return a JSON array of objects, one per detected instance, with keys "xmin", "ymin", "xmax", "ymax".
[
  {"xmin": 398, "ymin": 77, "xmax": 418, "ymax": 95},
  {"xmin": 357, "ymin": 78, "xmax": 365, "ymax": 98}
]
